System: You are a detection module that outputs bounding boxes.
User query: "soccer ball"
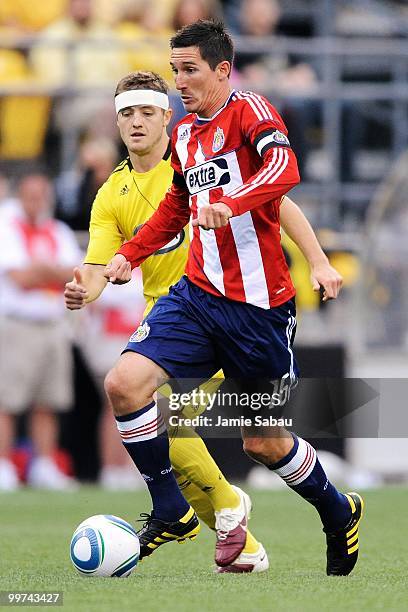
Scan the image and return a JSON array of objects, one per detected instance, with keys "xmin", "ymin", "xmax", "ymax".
[{"xmin": 70, "ymin": 514, "xmax": 140, "ymax": 577}]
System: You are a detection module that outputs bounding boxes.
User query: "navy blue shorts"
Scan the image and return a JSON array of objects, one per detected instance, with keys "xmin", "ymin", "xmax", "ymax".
[{"xmin": 124, "ymin": 276, "xmax": 298, "ymax": 381}]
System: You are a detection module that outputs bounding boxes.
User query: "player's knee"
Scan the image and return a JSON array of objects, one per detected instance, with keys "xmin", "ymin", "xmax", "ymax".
[
  {"xmin": 104, "ymin": 367, "xmax": 128, "ymax": 405},
  {"xmin": 104, "ymin": 362, "xmax": 157, "ymax": 415},
  {"xmin": 242, "ymin": 437, "xmax": 271, "ymax": 466}
]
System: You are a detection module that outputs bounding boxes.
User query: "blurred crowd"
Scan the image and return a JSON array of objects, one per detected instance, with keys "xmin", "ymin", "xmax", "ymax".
[
  {"xmin": 1, "ymin": 0, "xmax": 407, "ymax": 185},
  {"xmin": 0, "ymin": 0, "xmax": 407, "ymax": 491},
  {"xmin": 0, "ymin": 166, "xmax": 147, "ymax": 491}
]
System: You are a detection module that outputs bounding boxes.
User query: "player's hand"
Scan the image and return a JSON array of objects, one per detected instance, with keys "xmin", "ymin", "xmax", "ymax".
[
  {"xmin": 104, "ymin": 254, "xmax": 132, "ymax": 284},
  {"xmin": 192, "ymin": 202, "xmax": 233, "ymax": 230},
  {"xmin": 310, "ymin": 260, "xmax": 343, "ymax": 301},
  {"xmin": 64, "ymin": 267, "xmax": 89, "ymax": 310}
]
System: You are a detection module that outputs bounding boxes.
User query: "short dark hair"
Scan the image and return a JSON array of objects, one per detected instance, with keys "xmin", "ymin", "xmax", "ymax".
[
  {"xmin": 170, "ymin": 19, "xmax": 234, "ymax": 71},
  {"xmin": 115, "ymin": 71, "xmax": 169, "ymax": 97}
]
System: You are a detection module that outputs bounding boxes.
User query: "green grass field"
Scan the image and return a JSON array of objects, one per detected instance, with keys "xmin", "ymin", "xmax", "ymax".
[{"xmin": 1, "ymin": 486, "xmax": 407, "ymax": 612}]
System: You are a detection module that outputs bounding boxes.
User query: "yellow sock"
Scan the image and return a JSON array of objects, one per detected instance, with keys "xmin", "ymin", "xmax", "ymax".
[
  {"xmin": 169, "ymin": 422, "xmax": 262, "ymax": 556},
  {"xmin": 169, "ymin": 426, "xmax": 239, "ymax": 511},
  {"xmin": 180, "ymin": 374, "xmax": 225, "ymax": 419},
  {"xmin": 176, "ymin": 475, "xmax": 216, "ymax": 529},
  {"xmin": 243, "ymin": 530, "xmax": 260, "ymax": 554},
  {"xmin": 176, "ymin": 474, "xmax": 260, "ymax": 555},
  {"xmin": 160, "ymin": 373, "xmax": 224, "ymax": 420}
]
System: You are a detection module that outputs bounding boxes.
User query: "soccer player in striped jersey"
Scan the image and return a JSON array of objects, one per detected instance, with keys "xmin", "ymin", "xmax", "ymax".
[
  {"xmin": 65, "ymin": 70, "xmax": 267, "ymax": 573},
  {"xmin": 105, "ymin": 21, "xmax": 364, "ymax": 576}
]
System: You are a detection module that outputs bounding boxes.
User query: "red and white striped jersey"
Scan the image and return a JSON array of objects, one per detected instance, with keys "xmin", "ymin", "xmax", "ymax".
[{"xmin": 118, "ymin": 89, "xmax": 300, "ymax": 309}]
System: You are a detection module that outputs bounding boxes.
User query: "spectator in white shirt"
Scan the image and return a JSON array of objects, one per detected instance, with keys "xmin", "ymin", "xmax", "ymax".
[{"xmin": 0, "ymin": 170, "xmax": 82, "ymax": 491}]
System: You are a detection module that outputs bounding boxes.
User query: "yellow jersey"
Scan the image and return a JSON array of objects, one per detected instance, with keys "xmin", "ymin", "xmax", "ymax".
[{"xmin": 84, "ymin": 147, "xmax": 189, "ymax": 314}]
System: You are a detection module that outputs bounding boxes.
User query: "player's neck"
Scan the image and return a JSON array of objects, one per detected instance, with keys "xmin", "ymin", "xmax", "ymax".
[
  {"xmin": 129, "ymin": 135, "xmax": 170, "ymax": 173},
  {"xmin": 198, "ymin": 85, "xmax": 233, "ymax": 119}
]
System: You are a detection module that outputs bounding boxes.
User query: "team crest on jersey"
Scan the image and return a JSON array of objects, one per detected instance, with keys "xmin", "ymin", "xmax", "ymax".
[
  {"xmin": 212, "ymin": 127, "xmax": 225, "ymax": 153},
  {"xmin": 129, "ymin": 321, "xmax": 150, "ymax": 343}
]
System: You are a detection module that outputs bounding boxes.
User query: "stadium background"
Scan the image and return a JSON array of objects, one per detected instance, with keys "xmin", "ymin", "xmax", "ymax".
[{"xmin": 1, "ymin": 0, "xmax": 407, "ymax": 489}]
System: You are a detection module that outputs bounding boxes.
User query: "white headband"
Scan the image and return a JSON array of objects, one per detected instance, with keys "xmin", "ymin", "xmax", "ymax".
[{"xmin": 115, "ymin": 90, "xmax": 169, "ymax": 114}]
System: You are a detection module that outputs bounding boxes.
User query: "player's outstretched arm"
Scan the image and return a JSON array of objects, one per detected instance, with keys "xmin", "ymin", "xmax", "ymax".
[
  {"xmin": 280, "ymin": 196, "xmax": 343, "ymax": 301},
  {"xmin": 64, "ymin": 265, "xmax": 108, "ymax": 310},
  {"xmin": 220, "ymin": 145, "xmax": 300, "ymax": 217}
]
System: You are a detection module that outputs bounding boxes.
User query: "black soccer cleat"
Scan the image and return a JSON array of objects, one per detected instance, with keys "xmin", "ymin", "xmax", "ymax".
[
  {"xmin": 137, "ymin": 506, "xmax": 200, "ymax": 559},
  {"xmin": 325, "ymin": 492, "xmax": 364, "ymax": 576}
]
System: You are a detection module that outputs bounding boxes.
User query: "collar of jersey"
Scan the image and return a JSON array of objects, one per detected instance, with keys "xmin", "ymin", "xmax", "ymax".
[
  {"xmin": 126, "ymin": 140, "xmax": 171, "ymax": 174},
  {"xmin": 194, "ymin": 90, "xmax": 236, "ymax": 125}
]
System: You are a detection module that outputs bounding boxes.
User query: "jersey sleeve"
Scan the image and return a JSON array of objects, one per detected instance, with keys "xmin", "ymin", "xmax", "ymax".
[
  {"xmin": 220, "ymin": 94, "xmax": 300, "ymax": 215},
  {"xmin": 84, "ymin": 182, "xmax": 124, "ymax": 265},
  {"xmin": 117, "ymin": 177, "xmax": 190, "ymax": 269}
]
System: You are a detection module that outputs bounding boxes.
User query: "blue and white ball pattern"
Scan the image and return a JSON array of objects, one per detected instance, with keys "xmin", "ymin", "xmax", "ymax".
[{"xmin": 70, "ymin": 514, "xmax": 140, "ymax": 577}]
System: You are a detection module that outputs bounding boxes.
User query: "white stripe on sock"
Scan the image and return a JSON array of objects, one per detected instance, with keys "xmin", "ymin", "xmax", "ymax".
[
  {"xmin": 273, "ymin": 437, "xmax": 317, "ymax": 487},
  {"xmin": 116, "ymin": 404, "xmax": 166, "ymax": 443}
]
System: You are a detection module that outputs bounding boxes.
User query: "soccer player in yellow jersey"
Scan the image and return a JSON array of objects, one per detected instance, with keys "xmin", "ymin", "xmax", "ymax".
[{"xmin": 64, "ymin": 71, "xmax": 337, "ymax": 572}]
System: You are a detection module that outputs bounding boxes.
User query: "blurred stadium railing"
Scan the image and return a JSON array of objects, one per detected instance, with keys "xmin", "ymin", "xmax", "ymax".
[{"xmin": 1, "ymin": 34, "xmax": 407, "ymax": 214}]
